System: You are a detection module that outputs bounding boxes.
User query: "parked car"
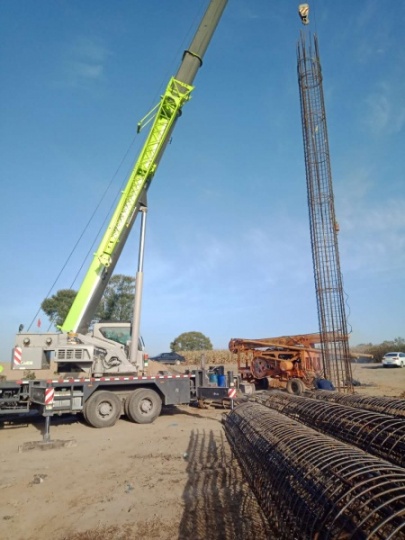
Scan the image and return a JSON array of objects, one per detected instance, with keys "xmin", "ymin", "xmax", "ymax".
[
  {"xmin": 149, "ymin": 352, "xmax": 186, "ymax": 365},
  {"xmin": 382, "ymin": 352, "xmax": 405, "ymax": 368}
]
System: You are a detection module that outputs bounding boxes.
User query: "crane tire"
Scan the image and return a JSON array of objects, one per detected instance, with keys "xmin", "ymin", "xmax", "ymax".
[
  {"xmin": 123, "ymin": 389, "xmax": 142, "ymax": 418},
  {"xmin": 286, "ymin": 378, "xmax": 305, "ymax": 396},
  {"xmin": 126, "ymin": 388, "xmax": 162, "ymax": 424},
  {"xmin": 84, "ymin": 390, "xmax": 121, "ymax": 428}
]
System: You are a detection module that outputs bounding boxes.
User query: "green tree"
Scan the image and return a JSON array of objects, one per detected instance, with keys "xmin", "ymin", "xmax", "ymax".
[
  {"xmin": 170, "ymin": 331, "xmax": 213, "ymax": 352},
  {"xmin": 352, "ymin": 337, "xmax": 405, "ymax": 362},
  {"xmin": 41, "ymin": 274, "xmax": 136, "ymax": 328},
  {"xmin": 41, "ymin": 289, "xmax": 77, "ymax": 328},
  {"xmin": 96, "ymin": 274, "xmax": 135, "ymax": 322}
]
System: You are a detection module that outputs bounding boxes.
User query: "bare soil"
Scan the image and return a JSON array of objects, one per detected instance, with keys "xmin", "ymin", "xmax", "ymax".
[
  {"xmin": 0, "ymin": 362, "xmax": 403, "ymax": 540},
  {"xmin": 349, "ymin": 361, "xmax": 405, "ymax": 397}
]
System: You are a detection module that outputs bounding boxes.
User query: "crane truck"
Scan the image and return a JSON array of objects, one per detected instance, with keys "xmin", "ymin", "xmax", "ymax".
[{"xmin": 0, "ymin": 0, "xmax": 229, "ymax": 429}]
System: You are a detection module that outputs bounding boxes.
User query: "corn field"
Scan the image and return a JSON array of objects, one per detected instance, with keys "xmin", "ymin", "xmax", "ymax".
[{"xmin": 181, "ymin": 349, "xmax": 235, "ymax": 366}]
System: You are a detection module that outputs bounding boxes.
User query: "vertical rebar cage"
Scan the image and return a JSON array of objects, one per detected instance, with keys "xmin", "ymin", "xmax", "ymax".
[{"xmin": 297, "ymin": 32, "xmax": 353, "ymax": 392}]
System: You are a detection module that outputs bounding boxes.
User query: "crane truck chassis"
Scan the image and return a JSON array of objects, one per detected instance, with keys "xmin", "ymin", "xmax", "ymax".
[{"xmin": 0, "ymin": 367, "xmax": 235, "ymax": 428}]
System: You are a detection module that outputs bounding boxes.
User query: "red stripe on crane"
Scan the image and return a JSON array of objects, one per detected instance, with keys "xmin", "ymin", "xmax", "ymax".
[
  {"xmin": 228, "ymin": 388, "xmax": 237, "ymax": 399},
  {"xmin": 45, "ymin": 388, "xmax": 55, "ymax": 405},
  {"xmin": 13, "ymin": 347, "xmax": 22, "ymax": 365}
]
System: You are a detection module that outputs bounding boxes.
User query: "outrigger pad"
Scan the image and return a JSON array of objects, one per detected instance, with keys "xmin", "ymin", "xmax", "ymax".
[{"xmin": 18, "ymin": 439, "xmax": 77, "ymax": 453}]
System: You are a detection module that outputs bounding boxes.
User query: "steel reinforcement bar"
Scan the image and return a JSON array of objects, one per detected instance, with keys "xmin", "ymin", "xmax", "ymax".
[
  {"xmin": 305, "ymin": 390, "xmax": 405, "ymax": 419},
  {"xmin": 224, "ymin": 402, "xmax": 405, "ymax": 539},
  {"xmin": 253, "ymin": 391, "xmax": 405, "ymax": 468}
]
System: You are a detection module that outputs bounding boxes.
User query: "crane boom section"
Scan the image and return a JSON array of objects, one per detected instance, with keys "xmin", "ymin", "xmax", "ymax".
[
  {"xmin": 61, "ymin": 78, "xmax": 193, "ymax": 333},
  {"xmin": 98, "ymin": 78, "xmax": 193, "ymax": 266},
  {"xmin": 60, "ymin": 0, "xmax": 228, "ymax": 334}
]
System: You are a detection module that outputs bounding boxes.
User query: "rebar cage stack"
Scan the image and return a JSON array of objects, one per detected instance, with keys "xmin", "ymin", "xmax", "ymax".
[
  {"xmin": 297, "ymin": 32, "xmax": 352, "ymax": 392},
  {"xmin": 307, "ymin": 390, "xmax": 405, "ymax": 419},
  {"xmin": 254, "ymin": 391, "xmax": 405, "ymax": 468},
  {"xmin": 224, "ymin": 402, "xmax": 405, "ymax": 539}
]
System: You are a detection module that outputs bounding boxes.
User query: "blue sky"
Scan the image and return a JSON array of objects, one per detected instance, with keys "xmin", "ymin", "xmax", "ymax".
[{"xmin": 1, "ymin": 0, "xmax": 404, "ymax": 361}]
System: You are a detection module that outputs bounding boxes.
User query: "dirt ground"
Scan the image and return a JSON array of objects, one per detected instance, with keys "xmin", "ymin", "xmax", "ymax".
[
  {"xmin": 349, "ymin": 361, "xmax": 405, "ymax": 397},
  {"xmin": 0, "ymin": 362, "xmax": 404, "ymax": 540}
]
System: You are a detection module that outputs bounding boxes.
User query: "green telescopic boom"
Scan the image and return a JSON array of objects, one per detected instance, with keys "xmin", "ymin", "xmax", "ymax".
[{"xmin": 62, "ymin": 0, "xmax": 227, "ymax": 334}]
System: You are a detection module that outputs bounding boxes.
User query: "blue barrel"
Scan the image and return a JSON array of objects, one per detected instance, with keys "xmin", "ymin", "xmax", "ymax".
[
  {"xmin": 208, "ymin": 373, "xmax": 218, "ymax": 385},
  {"xmin": 217, "ymin": 374, "xmax": 227, "ymax": 387}
]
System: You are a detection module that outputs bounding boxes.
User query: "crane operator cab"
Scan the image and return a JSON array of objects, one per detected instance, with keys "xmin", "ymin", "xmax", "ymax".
[{"xmin": 13, "ymin": 322, "xmax": 146, "ymax": 377}]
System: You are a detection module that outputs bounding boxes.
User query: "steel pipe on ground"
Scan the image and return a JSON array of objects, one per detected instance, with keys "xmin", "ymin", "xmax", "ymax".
[{"xmin": 224, "ymin": 401, "xmax": 405, "ymax": 539}]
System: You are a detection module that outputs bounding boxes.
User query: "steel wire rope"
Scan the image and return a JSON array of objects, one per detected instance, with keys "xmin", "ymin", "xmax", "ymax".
[
  {"xmin": 67, "ymin": 2, "xmax": 206, "ymax": 293},
  {"xmin": 28, "ymin": 136, "xmax": 139, "ymax": 332},
  {"xmin": 66, "ymin": 140, "xmax": 143, "ymax": 291},
  {"xmin": 30, "ymin": 3, "xmax": 206, "ymax": 332}
]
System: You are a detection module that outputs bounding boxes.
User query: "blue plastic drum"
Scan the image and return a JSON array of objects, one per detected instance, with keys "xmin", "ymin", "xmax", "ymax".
[
  {"xmin": 208, "ymin": 373, "xmax": 218, "ymax": 385},
  {"xmin": 217, "ymin": 374, "xmax": 227, "ymax": 387}
]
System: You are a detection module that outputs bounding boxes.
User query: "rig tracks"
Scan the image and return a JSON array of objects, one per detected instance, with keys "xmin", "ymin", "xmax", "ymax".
[
  {"xmin": 224, "ymin": 401, "xmax": 405, "ymax": 539},
  {"xmin": 254, "ymin": 391, "xmax": 405, "ymax": 468}
]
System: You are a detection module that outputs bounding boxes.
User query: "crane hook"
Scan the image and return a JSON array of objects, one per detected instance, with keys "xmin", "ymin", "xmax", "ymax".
[{"xmin": 298, "ymin": 3, "xmax": 310, "ymax": 25}]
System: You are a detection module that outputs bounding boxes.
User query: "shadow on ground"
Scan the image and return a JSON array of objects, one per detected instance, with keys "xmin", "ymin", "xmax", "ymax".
[
  {"xmin": 361, "ymin": 365, "xmax": 385, "ymax": 370},
  {"xmin": 178, "ymin": 428, "xmax": 275, "ymax": 540}
]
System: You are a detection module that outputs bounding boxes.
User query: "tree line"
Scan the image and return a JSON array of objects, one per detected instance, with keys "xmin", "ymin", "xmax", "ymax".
[
  {"xmin": 351, "ymin": 337, "xmax": 405, "ymax": 362},
  {"xmin": 41, "ymin": 274, "xmax": 136, "ymax": 327},
  {"xmin": 41, "ymin": 274, "xmax": 213, "ymax": 352}
]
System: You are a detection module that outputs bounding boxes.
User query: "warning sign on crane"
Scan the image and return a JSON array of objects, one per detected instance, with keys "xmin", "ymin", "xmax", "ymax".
[{"xmin": 228, "ymin": 387, "xmax": 237, "ymax": 399}]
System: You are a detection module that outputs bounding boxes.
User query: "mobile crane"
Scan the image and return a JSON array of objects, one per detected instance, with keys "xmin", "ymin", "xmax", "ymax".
[{"xmin": 0, "ymin": 0, "xmax": 228, "ymax": 428}]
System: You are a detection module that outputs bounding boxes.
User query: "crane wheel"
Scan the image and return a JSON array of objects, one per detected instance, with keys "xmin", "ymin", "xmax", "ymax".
[
  {"xmin": 125, "ymin": 388, "xmax": 162, "ymax": 424},
  {"xmin": 83, "ymin": 390, "xmax": 122, "ymax": 428},
  {"xmin": 286, "ymin": 378, "xmax": 305, "ymax": 396}
]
